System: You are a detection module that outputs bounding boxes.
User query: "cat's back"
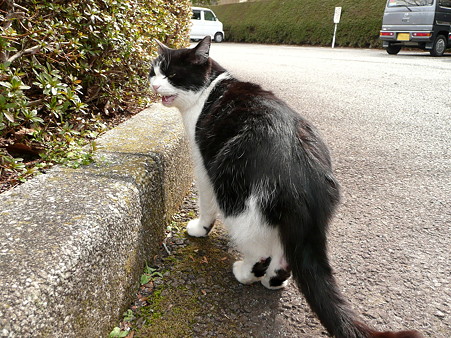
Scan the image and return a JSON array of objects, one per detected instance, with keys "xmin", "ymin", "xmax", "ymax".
[
  {"xmin": 199, "ymin": 78, "xmax": 299, "ymax": 137},
  {"xmin": 197, "ymin": 76, "xmax": 332, "ymax": 173},
  {"xmin": 196, "ymin": 76, "xmax": 338, "ymax": 219}
]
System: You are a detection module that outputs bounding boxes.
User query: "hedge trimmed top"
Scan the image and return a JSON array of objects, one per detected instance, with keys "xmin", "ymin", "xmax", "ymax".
[{"xmin": 212, "ymin": 0, "xmax": 386, "ymax": 47}]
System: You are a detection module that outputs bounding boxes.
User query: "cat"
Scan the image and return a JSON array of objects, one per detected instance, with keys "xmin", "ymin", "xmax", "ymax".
[{"xmin": 149, "ymin": 37, "xmax": 423, "ymax": 338}]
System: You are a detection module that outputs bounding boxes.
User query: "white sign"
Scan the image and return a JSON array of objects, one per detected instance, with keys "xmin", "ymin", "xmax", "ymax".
[{"xmin": 334, "ymin": 7, "xmax": 342, "ymax": 24}]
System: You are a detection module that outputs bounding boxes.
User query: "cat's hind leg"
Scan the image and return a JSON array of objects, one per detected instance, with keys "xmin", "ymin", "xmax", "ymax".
[
  {"xmin": 187, "ymin": 168, "xmax": 218, "ymax": 237},
  {"xmin": 226, "ymin": 197, "xmax": 276, "ymax": 285},
  {"xmin": 261, "ymin": 242, "xmax": 291, "ymax": 290}
]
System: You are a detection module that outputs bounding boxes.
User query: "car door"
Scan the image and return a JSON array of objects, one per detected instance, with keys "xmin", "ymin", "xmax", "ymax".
[
  {"xmin": 437, "ymin": 0, "xmax": 451, "ymax": 44},
  {"xmin": 202, "ymin": 10, "xmax": 219, "ymax": 37},
  {"xmin": 190, "ymin": 9, "xmax": 203, "ymax": 37}
]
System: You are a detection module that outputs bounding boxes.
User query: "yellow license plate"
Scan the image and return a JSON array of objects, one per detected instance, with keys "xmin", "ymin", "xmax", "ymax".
[{"xmin": 397, "ymin": 33, "xmax": 410, "ymax": 41}]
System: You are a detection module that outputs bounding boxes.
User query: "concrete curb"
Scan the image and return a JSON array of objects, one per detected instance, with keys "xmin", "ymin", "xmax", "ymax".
[{"xmin": 0, "ymin": 105, "xmax": 193, "ymax": 337}]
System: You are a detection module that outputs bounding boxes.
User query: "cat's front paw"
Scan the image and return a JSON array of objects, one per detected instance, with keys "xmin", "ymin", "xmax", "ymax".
[
  {"xmin": 186, "ymin": 219, "xmax": 212, "ymax": 237},
  {"xmin": 233, "ymin": 261, "xmax": 261, "ymax": 285}
]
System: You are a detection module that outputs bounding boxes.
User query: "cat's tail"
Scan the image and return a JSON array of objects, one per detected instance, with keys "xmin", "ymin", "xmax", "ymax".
[{"xmin": 280, "ymin": 215, "xmax": 423, "ymax": 338}]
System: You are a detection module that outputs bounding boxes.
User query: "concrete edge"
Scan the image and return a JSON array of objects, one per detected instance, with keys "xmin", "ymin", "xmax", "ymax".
[{"xmin": 0, "ymin": 104, "xmax": 193, "ymax": 337}]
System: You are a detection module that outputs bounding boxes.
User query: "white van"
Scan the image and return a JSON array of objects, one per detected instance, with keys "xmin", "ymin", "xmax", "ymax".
[{"xmin": 190, "ymin": 7, "xmax": 225, "ymax": 43}]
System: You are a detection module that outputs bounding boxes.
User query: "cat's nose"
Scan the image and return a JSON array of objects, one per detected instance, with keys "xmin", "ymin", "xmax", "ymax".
[{"xmin": 152, "ymin": 84, "xmax": 160, "ymax": 92}]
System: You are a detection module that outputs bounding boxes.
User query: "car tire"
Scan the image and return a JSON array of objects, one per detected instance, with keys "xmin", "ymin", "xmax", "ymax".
[
  {"xmin": 214, "ymin": 32, "xmax": 223, "ymax": 43},
  {"xmin": 430, "ymin": 35, "xmax": 446, "ymax": 57},
  {"xmin": 386, "ymin": 44, "xmax": 401, "ymax": 55}
]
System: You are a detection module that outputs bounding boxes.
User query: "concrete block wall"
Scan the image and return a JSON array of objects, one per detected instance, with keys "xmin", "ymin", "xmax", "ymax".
[{"xmin": 0, "ymin": 105, "xmax": 193, "ymax": 337}]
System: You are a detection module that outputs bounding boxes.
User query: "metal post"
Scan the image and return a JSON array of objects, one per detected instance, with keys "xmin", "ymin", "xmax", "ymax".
[
  {"xmin": 332, "ymin": 7, "xmax": 342, "ymax": 49},
  {"xmin": 332, "ymin": 23, "xmax": 338, "ymax": 48}
]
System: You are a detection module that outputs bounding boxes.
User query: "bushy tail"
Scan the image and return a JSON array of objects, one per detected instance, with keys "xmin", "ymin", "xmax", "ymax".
[{"xmin": 280, "ymin": 214, "xmax": 423, "ymax": 338}]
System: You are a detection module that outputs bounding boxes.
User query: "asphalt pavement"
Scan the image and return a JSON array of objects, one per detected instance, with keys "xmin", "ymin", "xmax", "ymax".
[{"xmin": 128, "ymin": 44, "xmax": 450, "ymax": 337}]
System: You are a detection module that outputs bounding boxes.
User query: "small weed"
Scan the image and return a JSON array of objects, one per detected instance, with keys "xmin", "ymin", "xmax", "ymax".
[
  {"xmin": 108, "ymin": 326, "xmax": 129, "ymax": 338},
  {"xmin": 166, "ymin": 221, "xmax": 186, "ymax": 239},
  {"xmin": 123, "ymin": 309, "xmax": 136, "ymax": 322},
  {"xmin": 140, "ymin": 265, "xmax": 163, "ymax": 285}
]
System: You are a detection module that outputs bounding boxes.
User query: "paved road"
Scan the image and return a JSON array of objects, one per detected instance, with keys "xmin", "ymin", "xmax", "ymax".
[
  {"xmin": 208, "ymin": 44, "xmax": 450, "ymax": 336},
  {"xmin": 133, "ymin": 44, "xmax": 450, "ymax": 337}
]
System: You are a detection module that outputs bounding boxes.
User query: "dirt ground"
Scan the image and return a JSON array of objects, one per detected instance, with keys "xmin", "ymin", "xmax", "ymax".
[{"xmin": 115, "ymin": 185, "xmax": 449, "ymax": 337}]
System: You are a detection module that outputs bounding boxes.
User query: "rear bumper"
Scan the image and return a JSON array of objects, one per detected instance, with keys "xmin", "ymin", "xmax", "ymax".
[
  {"xmin": 380, "ymin": 31, "xmax": 434, "ymax": 42},
  {"xmin": 380, "ymin": 31, "xmax": 434, "ymax": 49}
]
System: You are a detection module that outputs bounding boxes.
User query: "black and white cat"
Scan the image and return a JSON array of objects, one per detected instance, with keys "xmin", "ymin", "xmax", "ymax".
[{"xmin": 149, "ymin": 37, "xmax": 422, "ymax": 338}]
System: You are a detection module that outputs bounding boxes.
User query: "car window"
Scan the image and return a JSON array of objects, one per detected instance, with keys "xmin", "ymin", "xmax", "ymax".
[
  {"xmin": 439, "ymin": 0, "xmax": 451, "ymax": 8},
  {"xmin": 388, "ymin": 0, "xmax": 433, "ymax": 6},
  {"xmin": 204, "ymin": 11, "xmax": 216, "ymax": 21},
  {"xmin": 192, "ymin": 10, "xmax": 201, "ymax": 20}
]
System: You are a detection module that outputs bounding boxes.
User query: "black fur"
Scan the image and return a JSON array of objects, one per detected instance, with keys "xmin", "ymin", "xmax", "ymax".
[
  {"xmin": 150, "ymin": 37, "xmax": 423, "ymax": 338},
  {"xmin": 269, "ymin": 268, "xmax": 292, "ymax": 287},
  {"xmin": 150, "ymin": 40, "xmax": 225, "ymax": 91},
  {"xmin": 203, "ymin": 221, "xmax": 215, "ymax": 235},
  {"xmin": 251, "ymin": 257, "xmax": 272, "ymax": 278}
]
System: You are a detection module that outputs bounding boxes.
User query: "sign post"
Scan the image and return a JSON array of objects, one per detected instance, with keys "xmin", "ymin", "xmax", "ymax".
[{"xmin": 332, "ymin": 7, "xmax": 342, "ymax": 48}]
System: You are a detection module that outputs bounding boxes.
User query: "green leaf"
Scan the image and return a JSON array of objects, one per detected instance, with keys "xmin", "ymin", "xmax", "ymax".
[
  {"xmin": 0, "ymin": 81, "xmax": 11, "ymax": 88},
  {"xmin": 123, "ymin": 309, "xmax": 135, "ymax": 322},
  {"xmin": 108, "ymin": 327, "xmax": 129, "ymax": 338},
  {"xmin": 140, "ymin": 274, "xmax": 151, "ymax": 285},
  {"xmin": 3, "ymin": 111, "xmax": 15, "ymax": 123}
]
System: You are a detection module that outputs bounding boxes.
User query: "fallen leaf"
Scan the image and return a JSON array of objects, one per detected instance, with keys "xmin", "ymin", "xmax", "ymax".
[{"xmin": 6, "ymin": 143, "xmax": 40, "ymax": 155}]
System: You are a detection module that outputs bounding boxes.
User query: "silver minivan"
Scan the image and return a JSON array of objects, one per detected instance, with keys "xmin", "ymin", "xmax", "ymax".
[{"xmin": 380, "ymin": 0, "xmax": 451, "ymax": 56}]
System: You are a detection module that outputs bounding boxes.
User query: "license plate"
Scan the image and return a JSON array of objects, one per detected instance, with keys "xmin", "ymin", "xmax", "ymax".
[{"xmin": 397, "ymin": 33, "xmax": 410, "ymax": 41}]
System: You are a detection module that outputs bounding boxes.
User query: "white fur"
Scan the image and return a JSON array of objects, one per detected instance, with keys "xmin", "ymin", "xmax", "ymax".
[
  {"xmin": 179, "ymin": 72, "xmax": 231, "ymax": 238},
  {"xmin": 225, "ymin": 196, "xmax": 288, "ymax": 288},
  {"xmin": 149, "ymin": 65, "xmax": 172, "ymax": 96},
  {"xmin": 151, "ymin": 69, "xmax": 231, "ymax": 237}
]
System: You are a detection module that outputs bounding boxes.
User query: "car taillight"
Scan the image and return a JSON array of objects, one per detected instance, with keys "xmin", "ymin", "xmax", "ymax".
[
  {"xmin": 380, "ymin": 31, "xmax": 394, "ymax": 37},
  {"xmin": 412, "ymin": 32, "xmax": 432, "ymax": 37}
]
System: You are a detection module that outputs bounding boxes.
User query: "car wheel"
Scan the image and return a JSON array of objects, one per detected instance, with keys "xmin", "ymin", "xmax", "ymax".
[
  {"xmin": 386, "ymin": 44, "xmax": 401, "ymax": 55},
  {"xmin": 214, "ymin": 33, "xmax": 223, "ymax": 43},
  {"xmin": 430, "ymin": 35, "xmax": 446, "ymax": 57}
]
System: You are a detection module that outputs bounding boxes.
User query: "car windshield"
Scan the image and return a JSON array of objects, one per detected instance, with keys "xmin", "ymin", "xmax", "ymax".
[
  {"xmin": 388, "ymin": 0, "xmax": 434, "ymax": 6},
  {"xmin": 204, "ymin": 11, "xmax": 216, "ymax": 21}
]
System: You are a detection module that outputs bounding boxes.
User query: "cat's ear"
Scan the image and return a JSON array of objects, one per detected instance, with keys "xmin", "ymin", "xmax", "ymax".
[
  {"xmin": 192, "ymin": 36, "xmax": 211, "ymax": 63},
  {"xmin": 155, "ymin": 39, "xmax": 169, "ymax": 54}
]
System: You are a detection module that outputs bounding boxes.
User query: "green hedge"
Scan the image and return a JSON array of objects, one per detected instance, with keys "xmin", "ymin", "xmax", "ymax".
[
  {"xmin": 0, "ymin": 0, "xmax": 191, "ymax": 184},
  {"xmin": 212, "ymin": 0, "xmax": 386, "ymax": 47}
]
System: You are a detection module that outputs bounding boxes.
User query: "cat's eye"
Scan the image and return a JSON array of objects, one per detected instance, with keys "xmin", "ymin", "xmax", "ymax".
[{"xmin": 168, "ymin": 73, "xmax": 176, "ymax": 79}]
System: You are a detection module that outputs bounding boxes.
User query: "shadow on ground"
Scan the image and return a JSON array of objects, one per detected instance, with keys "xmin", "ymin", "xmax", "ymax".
[{"xmin": 116, "ymin": 187, "xmax": 328, "ymax": 337}]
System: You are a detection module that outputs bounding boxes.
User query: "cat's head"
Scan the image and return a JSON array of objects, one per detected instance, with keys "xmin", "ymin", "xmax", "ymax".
[{"xmin": 149, "ymin": 37, "xmax": 214, "ymax": 109}]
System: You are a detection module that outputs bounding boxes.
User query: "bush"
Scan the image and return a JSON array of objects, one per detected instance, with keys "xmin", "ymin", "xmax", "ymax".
[
  {"xmin": 211, "ymin": 0, "xmax": 386, "ymax": 47},
  {"xmin": 0, "ymin": 0, "xmax": 191, "ymax": 189}
]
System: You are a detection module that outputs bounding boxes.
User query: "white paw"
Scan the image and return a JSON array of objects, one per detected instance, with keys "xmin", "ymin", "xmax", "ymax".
[
  {"xmin": 186, "ymin": 219, "xmax": 209, "ymax": 237},
  {"xmin": 261, "ymin": 276, "xmax": 289, "ymax": 290},
  {"xmin": 233, "ymin": 261, "xmax": 261, "ymax": 285}
]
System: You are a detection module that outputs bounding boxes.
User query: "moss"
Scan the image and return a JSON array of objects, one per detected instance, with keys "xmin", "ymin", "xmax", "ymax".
[{"xmin": 132, "ymin": 227, "xmax": 242, "ymax": 337}]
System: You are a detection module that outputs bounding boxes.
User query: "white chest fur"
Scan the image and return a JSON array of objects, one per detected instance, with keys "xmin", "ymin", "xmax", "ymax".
[{"xmin": 178, "ymin": 72, "xmax": 230, "ymax": 147}]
